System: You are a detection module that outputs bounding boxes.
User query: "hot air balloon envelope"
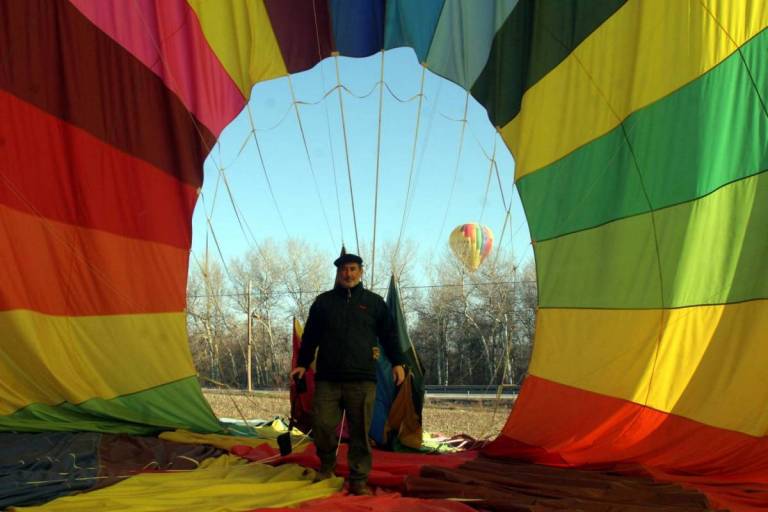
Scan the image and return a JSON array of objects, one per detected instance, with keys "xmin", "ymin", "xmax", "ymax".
[{"xmin": 449, "ymin": 223, "xmax": 494, "ymax": 272}]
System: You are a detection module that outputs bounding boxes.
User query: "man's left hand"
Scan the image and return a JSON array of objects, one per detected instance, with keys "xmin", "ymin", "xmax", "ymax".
[{"xmin": 392, "ymin": 365, "xmax": 406, "ymax": 386}]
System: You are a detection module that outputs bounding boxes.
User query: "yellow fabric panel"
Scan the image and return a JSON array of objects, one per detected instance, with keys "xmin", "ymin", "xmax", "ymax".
[
  {"xmin": 14, "ymin": 456, "xmax": 342, "ymax": 511},
  {"xmin": 160, "ymin": 422, "xmax": 308, "ymax": 451},
  {"xmin": 502, "ymin": 0, "xmax": 768, "ymax": 180},
  {"xmin": 0, "ymin": 310, "xmax": 193, "ymax": 414},
  {"xmin": 186, "ymin": 0, "xmax": 287, "ymax": 98},
  {"xmin": 531, "ymin": 300, "xmax": 768, "ymax": 437}
]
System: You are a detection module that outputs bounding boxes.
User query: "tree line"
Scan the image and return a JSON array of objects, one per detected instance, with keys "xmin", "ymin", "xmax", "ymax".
[{"xmin": 186, "ymin": 239, "xmax": 536, "ymax": 390}]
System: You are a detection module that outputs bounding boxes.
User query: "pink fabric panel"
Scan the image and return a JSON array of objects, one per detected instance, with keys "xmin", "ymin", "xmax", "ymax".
[{"xmin": 70, "ymin": 0, "xmax": 244, "ymax": 137}]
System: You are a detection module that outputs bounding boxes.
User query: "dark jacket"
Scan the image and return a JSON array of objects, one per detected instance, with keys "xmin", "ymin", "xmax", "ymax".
[{"xmin": 297, "ymin": 283, "xmax": 405, "ymax": 382}]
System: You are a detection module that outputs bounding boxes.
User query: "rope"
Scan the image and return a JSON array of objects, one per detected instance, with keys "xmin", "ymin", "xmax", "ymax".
[
  {"xmin": 334, "ymin": 53, "xmax": 361, "ymax": 254},
  {"xmin": 434, "ymin": 90, "xmax": 471, "ymax": 254},
  {"xmin": 289, "ymin": 80, "xmax": 419, "ymax": 107},
  {"xmin": 383, "ymin": 81, "xmax": 422, "ymax": 103},
  {"xmin": 370, "ymin": 50, "xmax": 386, "ymax": 287},
  {"xmin": 440, "ymin": 111, "xmax": 497, "ymax": 163},
  {"xmin": 400, "ymin": 73, "xmax": 443, "ymax": 256},
  {"xmin": 197, "ymin": 193, "xmax": 235, "ymax": 284},
  {"xmin": 310, "ymin": 3, "xmax": 345, "ymax": 244},
  {"xmin": 394, "ymin": 63, "xmax": 428, "ymax": 265},
  {"xmin": 211, "ymin": 153, "xmax": 259, "ymax": 249},
  {"xmin": 478, "ymin": 135, "xmax": 498, "ymax": 222},
  {"xmin": 245, "ymin": 103, "xmax": 291, "ymax": 239},
  {"xmin": 287, "ymin": 74, "xmax": 338, "ymax": 247},
  {"xmin": 493, "ymin": 157, "xmax": 509, "ymax": 211}
]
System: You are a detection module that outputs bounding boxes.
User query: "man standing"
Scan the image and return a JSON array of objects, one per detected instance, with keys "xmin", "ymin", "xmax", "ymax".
[{"xmin": 290, "ymin": 252, "xmax": 406, "ymax": 496}]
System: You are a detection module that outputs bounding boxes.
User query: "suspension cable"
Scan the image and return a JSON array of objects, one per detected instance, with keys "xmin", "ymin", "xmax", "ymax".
[
  {"xmin": 370, "ymin": 50, "xmax": 386, "ymax": 286},
  {"xmin": 244, "ymin": 103, "xmax": 291, "ymax": 239},
  {"xmin": 333, "ymin": 52, "xmax": 361, "ymax": 254},
  {"xmin": 434, "ymin": 90, "xmax": 470, "ymax": 253},
  {"xmin": 310, "ymin": 0, "xmax": 345, "ymax": 246},
  {"xmin": 394, "ymin": 63, "xmax": 428, "ymax": 267},
  {"xmin": 286, "ymin": 74, "xmax": 338, "ymax": 248},
  {"xmin": 479, "ymin": 135, "xmax": 498, "ymax": 223}
]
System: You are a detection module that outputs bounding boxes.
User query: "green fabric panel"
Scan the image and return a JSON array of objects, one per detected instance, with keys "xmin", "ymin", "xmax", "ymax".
[
  {"xmin": 0, "ymin": 377, "xmax": 223, "ymax": 434},
  {"xmin": 425, "ymin": 0, "xmax": 518, "ymax": 89},
  {"xmin": 537, "ymin": 172, "xmax": 768, "ymax": 309},
  {"xmin": 518, "ymin": 27, "xmax": 768, "ymax": 242},
  {"xmin": 387, "ymin": 276, "xmax": 424, "ymax": 415},
  {"xmin": 471, "ymin": 0, "xmax": 627, "ymax": 127}
]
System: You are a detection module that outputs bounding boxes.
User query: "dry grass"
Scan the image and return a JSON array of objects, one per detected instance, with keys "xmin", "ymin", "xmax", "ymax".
[{"xmin": 203, "ymin": 390, "xmax": 513, "ymax": 441}]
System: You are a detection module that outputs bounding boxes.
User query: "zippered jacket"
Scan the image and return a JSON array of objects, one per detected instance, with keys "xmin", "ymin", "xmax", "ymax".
[{"xmin": 297, "ymin": 283, "xmax": 405, "ymax": 382}]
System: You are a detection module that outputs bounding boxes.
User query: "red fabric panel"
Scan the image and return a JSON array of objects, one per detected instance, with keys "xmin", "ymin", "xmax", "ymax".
[
  {"xmin": 231, "ymin": 443, "xmax": 478, "ymax": 490},
  {"xmin": 252, "ymin": 493, "xmax": 477, "ymax": 512},
  {"xmin": 290, "ymin": 320, "xmax": 316, "ymax": 434},
  {"xmin": 264, "ymin": 0, "xmax": 335, "ymax": 74},
  {"xmin": 0, "ymin": 204, "xmax": 188, "ymax": 315},
  {"xmin": 486, "ymin": 376, "xmax": 768, "ymax": 511},
  {"xmin": 69, "ymin": 0, "xmax": 244, "ymax": 137},
  {"xmin": 0, "ymin": 91, "xmax": 196, "ymax": 249},
  {"xmin": 96, "ymin": 434, "xmax": 224, "ymax": 488},
  {"xmin": 407, "ymin": 461, "xmax": 711, "ymax": 511},
  {"xmin": 0, "ymin": 0, "xmax": 211, "ymax": 188}
]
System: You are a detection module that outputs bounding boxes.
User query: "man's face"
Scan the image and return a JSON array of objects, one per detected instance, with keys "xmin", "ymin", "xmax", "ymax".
[{"xmin": 336, "ymin": 262, "xmax": 362, "ymax": 289}]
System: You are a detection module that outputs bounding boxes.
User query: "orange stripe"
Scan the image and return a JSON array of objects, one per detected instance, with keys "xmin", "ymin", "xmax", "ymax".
[
  {"xmin": 490, "ymin": 375, "xmax": 768, "ymax": 472},
  {"xmin": 0, "ymin": 204, "xmax": 188, "ymax": 315}
]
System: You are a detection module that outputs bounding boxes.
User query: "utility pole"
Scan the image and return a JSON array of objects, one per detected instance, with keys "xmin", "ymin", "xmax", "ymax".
[{"xmin": 247, "ymin": 280, "xmax": 252, "ymax": 392}]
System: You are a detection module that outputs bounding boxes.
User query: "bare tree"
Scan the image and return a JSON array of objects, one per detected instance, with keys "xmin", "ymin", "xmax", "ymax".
[
  {"xmin": 409, "ymin": 246, "xmax": 536, "ymax": 386},
  {"xmin": 229, "ymin": 241, "xmax": 290, "ymax": 387},
  {"xmin": 187, "ymin": 256, "xmax": 238, "ymax": 386},
  {"xmin": 186, "ymin": 237, "xmax": 537, "ymax": 389},
  {"xmin": 280, "ymin": 239, "xmax": 331, "ymax": 321}
]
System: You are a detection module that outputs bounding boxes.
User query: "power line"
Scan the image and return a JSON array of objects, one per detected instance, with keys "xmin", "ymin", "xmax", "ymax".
[{"xmin": 187, "ymin": 278, "xmax": 537, "ymax": 300}]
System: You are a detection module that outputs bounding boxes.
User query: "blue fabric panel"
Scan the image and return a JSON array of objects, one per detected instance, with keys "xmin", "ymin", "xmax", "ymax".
[
  {"xmin": 383, "ymin": 0, "xmax": 445, "ymax": 62},
  {"xmin": 329, "ymin": 0, "xmax": 385, "ymax": 57},
  {"xmin": 371, "ymin": 342, "xmax": 395, "ymax": 445},
  {"xmin": 0, "ymin": 432, "xmax": 101, "ymax": 508}
]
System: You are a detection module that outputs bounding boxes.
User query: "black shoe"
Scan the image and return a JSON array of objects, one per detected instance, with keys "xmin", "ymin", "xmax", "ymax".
[
  {"xmin": 313, "ymin": 470, "xmax": 335, "ymax": 483},
  {"xmin": 348, "ymin": 480, "xmax": 372, "ymax": 496}
]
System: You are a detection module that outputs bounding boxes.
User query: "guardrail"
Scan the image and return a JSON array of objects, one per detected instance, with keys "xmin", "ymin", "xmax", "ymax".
[{"xmin": 425, "ymin": 385, "xmax": 519, "ymax": 395}]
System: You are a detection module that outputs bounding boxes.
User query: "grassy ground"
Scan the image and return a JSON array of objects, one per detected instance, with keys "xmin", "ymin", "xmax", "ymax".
[{"xmin": 203, "ymin": 390, "xmax": 514, "ymax": 441}]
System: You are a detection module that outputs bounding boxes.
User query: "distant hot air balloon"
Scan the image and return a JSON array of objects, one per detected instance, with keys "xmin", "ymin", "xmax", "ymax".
[{"xmin": 449, "ymin": 223, "xmax": 494, "ymax": 272}]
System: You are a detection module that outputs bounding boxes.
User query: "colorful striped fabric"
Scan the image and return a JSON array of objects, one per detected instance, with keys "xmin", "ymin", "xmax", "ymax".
[{"xmin": 1, "ymin": 1, "xmax": 766, "ymax": 509}]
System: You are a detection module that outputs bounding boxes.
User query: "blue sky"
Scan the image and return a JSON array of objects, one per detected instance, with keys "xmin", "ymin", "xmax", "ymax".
[{"xmin": 191, "ymin": 47, "xmax": 532, "ymax": 279}]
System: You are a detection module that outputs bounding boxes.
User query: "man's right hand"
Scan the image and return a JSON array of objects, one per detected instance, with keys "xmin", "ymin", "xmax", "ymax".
[{"xmin": 290, "ymin": 367, "xmax": 306, "ymax": 380}]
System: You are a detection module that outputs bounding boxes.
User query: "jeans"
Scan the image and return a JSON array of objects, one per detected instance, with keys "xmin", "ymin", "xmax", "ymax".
[{"xmin": 312, "ymin": 380, "xmax": 376, "ymax": 483}]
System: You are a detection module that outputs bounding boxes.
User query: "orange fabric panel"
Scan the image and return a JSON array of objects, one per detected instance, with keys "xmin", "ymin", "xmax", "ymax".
[
  {"xmin": 0, "ymin": 90, "xmax": 197, "ymax": 249},
  {"xmin": 530, "ymin": 302, "xmax": 768, "ymax": 436},
  {"xmin": 487, "ymin": 376, "xmax": 768, "ymax": 511},
  {"xmin": 0, "ymin": 204, "xmax": 188, "ymax": 315}
]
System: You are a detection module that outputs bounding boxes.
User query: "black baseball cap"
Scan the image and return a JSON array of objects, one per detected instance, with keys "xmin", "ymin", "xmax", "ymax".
[{"xmin": 334, "ymin": 253, "xmax": 363, "ymax": 267}]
